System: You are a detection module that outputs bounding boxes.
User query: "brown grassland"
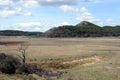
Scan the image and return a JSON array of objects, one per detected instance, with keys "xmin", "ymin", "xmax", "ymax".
[{"xmin": 0, "ymin": 36, "xmax": 120, "ymax": 80}]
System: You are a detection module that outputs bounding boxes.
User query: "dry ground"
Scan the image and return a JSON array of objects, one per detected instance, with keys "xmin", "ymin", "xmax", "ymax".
[{"xmin": 0, "ymin": 36, "xmax": 120, "ymax": 80}]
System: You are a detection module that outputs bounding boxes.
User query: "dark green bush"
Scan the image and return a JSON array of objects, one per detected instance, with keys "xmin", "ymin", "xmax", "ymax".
[
  {"xmin": 0, "ymin": 57, "xmax": 16, "ymax": 74},
  {"xmin": 0, "ymin": 53, "xmax": 20, "ymax": 74},
  {"xmin": 16, "ymin": 64, "xmax": 31, "ymax": 74},
  {"xmin": 0, "ymin": 53, "xmax": 20, "ymax": 66}
]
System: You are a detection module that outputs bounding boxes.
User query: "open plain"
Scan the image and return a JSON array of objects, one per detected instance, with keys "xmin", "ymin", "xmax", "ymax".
[{"xmin": 0, "ymin": 36, "xmax": 120, "ymax": 80}]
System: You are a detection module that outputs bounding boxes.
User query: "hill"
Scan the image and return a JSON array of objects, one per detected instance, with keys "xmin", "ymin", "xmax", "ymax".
[
  {"xmin": 0, "ymin": 21, "xmax": 120, "ymax": 37},
  {"xmin": 44, "ymin": 21, "xmax": 120, "ymax": 37}
]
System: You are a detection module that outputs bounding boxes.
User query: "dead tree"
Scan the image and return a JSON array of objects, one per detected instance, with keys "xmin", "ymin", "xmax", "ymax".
[{"xmin": 18, "ymin": 43, "xmax": 29, "ymax": 64}]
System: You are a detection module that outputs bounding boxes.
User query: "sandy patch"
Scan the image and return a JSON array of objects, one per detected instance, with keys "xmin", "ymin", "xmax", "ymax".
[{"xmin": 62, "ymin": 56, "xmax": 101, "ymax": 66}]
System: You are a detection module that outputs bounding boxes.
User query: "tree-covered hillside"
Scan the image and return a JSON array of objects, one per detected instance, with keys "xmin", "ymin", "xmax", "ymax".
[
  {"xmin": 0, "ymin": 21, "xmax": 120, "ymax": 37},
  {"xmin": 44, "ymin": 21, "xmax": 120, "ymax": 37}
]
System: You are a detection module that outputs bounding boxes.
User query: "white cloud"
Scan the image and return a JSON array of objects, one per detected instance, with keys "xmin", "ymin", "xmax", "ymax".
[
  {"xmin": 61, "ymin": 21, "xmax": 70, "ymax": 25},
  {"xmin": 33, "ymin": 27, "xmax": 41, "ymax": 31},
  {"xmin": 19, "ymin": 0, "xmax": 39, "ymax": 8},
  {"xmin": 0, "ymin": 7, "xmax": 32, "ymax": 18},
  {"xmin": 0, "ymin": 0, "xmax": 12, "ymax": 6},
  {"xmin": 53, "ymin": 21, "xmax": 70, "ymax": 27},
  {"xmin": 0, "ymin": 0, "xmax": 39, "ymax": 18},
  {"xmin": 76, "ymin": 7, "xmax": 100, "ymax": 22},
  {"xmin": 0, "ymin": 0, "xmax": 100, "ymax": 18},
  {"xmin": 59, "ymin": 5, "xmax": 78, "ymax": 12},
  {"xmin": 40, "ymin": 0, "xmax": 99, "ymax": 6},
  {"xmin": 0, "ymin": 21, "xmax": 52, "ymax": 32},
  {"xmin": 18, "ymin": 22, "xmax": 42, "ymax": 28},
  {"xmin": 21, "ymin": 11, "xmax": 32, "ymax": 16},
  {"xmin": 104, "ymin": 18, "xmax": 120, "ymax": 26},
  {"xmin": 106, "ymin": 18, "xmax": 115, "ymax": 22},
  {"xmin": 40, "ymin": 0, "xmax": 79, "ymax": 6},
  {"xmin": 0, "ymin": 10, "xmax": 17, "ymax": 17},
  {"xmin": 88, "ymin": 18, "xmax": 120, "ymax": 26},
  {"xmin": 59, "ymin": 6, "xmax": 101, "ymax": 23},
  {"xmin": 46, "ymin": 0, "xmax": 54, "ymax": 2}
]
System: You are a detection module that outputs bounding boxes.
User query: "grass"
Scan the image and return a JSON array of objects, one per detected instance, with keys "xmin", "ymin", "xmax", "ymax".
[
  {"xmin": 0, "ymin": 73, "xmax": 46, "ymax": 80},
  {"xmin": 0, "ymin": 36, "xmax": 120, "ymax": 80}
]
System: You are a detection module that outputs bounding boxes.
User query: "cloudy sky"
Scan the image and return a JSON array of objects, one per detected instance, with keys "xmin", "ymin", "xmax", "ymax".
[{"xmin": 0, "ymin": 0, "xmax": 120, "ymax": 32}]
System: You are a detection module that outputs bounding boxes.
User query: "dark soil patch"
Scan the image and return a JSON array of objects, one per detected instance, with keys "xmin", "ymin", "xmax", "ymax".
[{"xmin": 0, "ymin": 41, "xmax": 26, "ymax": 45}]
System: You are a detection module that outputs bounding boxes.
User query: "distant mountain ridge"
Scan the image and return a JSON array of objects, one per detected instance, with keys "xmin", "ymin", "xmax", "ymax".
[
  {"xmin": 0, "ymin": 30, "xmax": 42, "ymax": 36},
  {"xmin": 0, "ymin": 21, "xmax": 120, "ymax": 37}
]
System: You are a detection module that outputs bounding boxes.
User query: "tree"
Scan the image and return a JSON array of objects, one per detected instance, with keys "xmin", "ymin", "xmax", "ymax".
[{"xmin": 18, "ymin": 43, "xmax": 29, "ymax": 64}]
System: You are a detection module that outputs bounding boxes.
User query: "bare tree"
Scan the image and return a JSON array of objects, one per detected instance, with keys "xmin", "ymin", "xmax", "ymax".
[{"xmin": 18, "ymin": 43, "xmax": 29, "ymax": 64}]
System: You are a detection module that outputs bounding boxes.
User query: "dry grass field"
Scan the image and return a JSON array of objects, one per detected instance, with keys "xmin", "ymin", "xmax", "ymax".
[{"xmin": 0, "ymin": 36, "xmax": 120, "ymax": 80}]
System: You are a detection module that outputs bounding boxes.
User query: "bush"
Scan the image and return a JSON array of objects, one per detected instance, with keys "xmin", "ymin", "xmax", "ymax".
[
  {"xmin": 16, "ymin": 64, "xmax": 31, "ymax": 74},
  {"xmin": 16, "ymin": 63, "xmax": 39, "ymax": 74},
  {"xmin": 0, "ymin": 57, "xmax": 16, "ymax": 74},
  {"xmin": 0, "ymin": 53, "xmax": 6, "ymax": 61},
  {"xmin": 0, "ymin": 53, "xmax": 21, "ymax": 74},
  {"xmin": 0, "ymin": 53, "xmax": 63, "ymax": 79},
  {"xmin": 0, "ymin": 53, "xmax": 20, "ymax": 66}
]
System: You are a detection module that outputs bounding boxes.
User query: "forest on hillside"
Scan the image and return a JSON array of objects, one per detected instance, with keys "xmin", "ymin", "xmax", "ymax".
[
  {"xmin": 0, "ymin": 21, "xmax": 120, "ymax": 37},
  {"xmin": 44, "ymin": 21, "xmax": 120, "ymax": 37}
]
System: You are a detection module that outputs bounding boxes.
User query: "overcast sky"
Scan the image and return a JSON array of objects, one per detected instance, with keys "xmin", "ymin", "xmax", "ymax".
[{"xmin": 0, "ymin": 0, "xmax": 120, "ymax": 32}]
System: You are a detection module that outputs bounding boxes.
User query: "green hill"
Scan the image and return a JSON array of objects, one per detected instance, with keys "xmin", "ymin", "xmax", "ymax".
[
  {"xmin": 44, "ymin": 21, "xmax": 120, "ymax": 37},
  {"xmin": 44, "ymin": 21, "xmax": 100, "ymax": 37}
]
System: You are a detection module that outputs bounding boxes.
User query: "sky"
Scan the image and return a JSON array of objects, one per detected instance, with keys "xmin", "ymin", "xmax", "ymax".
[{"xmin": 0, "ymin": 0, "xmax": 120, "ymax": 32}]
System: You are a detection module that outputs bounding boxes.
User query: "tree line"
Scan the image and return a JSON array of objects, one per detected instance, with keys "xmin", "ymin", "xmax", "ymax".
[
  {"xmin": 0, "ymin": 21, "xmax": 120, "ymax": 37},
  {"xmin": 0, "ymin": 30, "xmax": 42, "ymax": 36}
]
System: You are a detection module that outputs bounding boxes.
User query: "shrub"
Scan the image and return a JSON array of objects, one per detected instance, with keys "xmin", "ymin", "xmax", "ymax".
[
  {"xmin": 0, "ymin": 53, "xmax": 20, "ymax": 66},
  {"xmin": 16, "ymin": 64, "xmax": 31, "ymax": 74},
  {"xmin": 0, "ymin": 53, "xmax": 63, "ymax": 79},
  {"xmin": 0, "ymin": 57, "xmax": 16, "ymax": 74},
  {"xmin": 0, "ymin": 53, "xmax": 21, "ymax": 74},
  {"xmin": 0, "ymin": 53, "xmax": 7, "ymax": 63},
  {"xmin": 16, "ymin": 63, "xmax": 38, "ymax": 74}
]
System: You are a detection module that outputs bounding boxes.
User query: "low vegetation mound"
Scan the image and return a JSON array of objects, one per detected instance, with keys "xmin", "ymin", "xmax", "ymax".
[
  {"xmin": 0, "ymin": 53, "xmax": 20, "ymax": 74},
  {"xmin": 0, "ymin": 53, "xmax": 63, "ymax": 79}
]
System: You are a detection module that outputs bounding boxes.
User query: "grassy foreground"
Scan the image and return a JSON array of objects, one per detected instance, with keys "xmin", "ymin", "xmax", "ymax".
[{"xmin": 0, "ymin": 36, "xmax": 120, "ymax": 80}]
